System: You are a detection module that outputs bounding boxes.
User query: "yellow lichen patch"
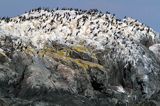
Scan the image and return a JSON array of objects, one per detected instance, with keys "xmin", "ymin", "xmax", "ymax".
[
  {"xmin": 25, "ymin": 46, "xmax": 103, "ymax": 71},
  {"xmin": 72, "ymin": 59, "xmax": 103, "ymax": 71},
  {"xmin": 39, "ymin": 47, "xmax": 69, "ymax": 58},
  {"xmin": 71, "ymin": 45, "xmax": 90, "ymax": 53},
  {"xmin": 40, "ymin": 48, "xmax": 104, "ymax": 71},
  {"xmin": 71, "ymin": 45, "xmax": 98, "ymax": 61},
  {"xmin": 56, "ymin": 49, "xmax": 69, "ymax": 57},
  {"xmin": 47, "ymin": 51, "xmax": 68, "ymax": 61},
  {"xmin": 40, "ymin": 44, "xmax": 97, "ymax": 61},
  {"xmin": 73, "ymin": 59, "xmax": 89, "ymax": 70}
]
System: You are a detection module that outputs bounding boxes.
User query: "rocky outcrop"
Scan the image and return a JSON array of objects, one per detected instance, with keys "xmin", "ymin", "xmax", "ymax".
[{"xmin": 0, "ymin": 8, "xmax": 160, "ymax": 106}]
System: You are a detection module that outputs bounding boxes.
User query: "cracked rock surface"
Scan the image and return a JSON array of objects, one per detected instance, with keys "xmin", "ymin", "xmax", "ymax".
[{"xmin": 0, "ymin": 8, "xmax": 160, "ymax": 106}]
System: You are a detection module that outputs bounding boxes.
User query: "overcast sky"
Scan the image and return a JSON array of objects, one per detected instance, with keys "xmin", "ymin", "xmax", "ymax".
[{"xmin": 0, "ymin": 0, "xmax": 159, "ymax": 32}]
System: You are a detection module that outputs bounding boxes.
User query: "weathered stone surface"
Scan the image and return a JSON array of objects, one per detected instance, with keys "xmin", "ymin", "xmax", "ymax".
[{"xmin": 0, "ymin": 8, "xmax": 160, "ymax": 106}]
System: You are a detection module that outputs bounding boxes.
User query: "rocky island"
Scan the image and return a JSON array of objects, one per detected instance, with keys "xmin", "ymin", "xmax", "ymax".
[{"xmin": 0, "ymin": 8, "xmax": 160, "ymax": 106}]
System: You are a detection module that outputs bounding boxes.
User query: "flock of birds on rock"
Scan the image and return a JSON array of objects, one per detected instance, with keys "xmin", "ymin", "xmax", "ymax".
[{"xmin": 0, "ymin": 8, "xmax": 159, "ymax": 57}]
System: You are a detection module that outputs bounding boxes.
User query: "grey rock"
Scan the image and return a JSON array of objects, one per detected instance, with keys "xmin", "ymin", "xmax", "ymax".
[{"xmin": 0, "ymin": 8, "xmax": 160, "ymax": 106}]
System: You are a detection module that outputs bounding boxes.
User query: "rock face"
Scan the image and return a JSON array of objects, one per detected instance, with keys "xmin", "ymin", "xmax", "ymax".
[{"xmin": 0, "ymin": 8, "xmax": 160, "ymax": 106}]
